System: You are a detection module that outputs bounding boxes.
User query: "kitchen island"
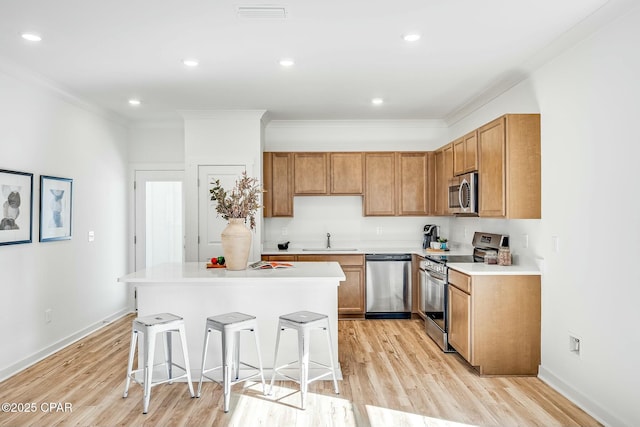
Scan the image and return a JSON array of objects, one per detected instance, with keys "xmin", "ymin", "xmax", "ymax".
[{"xmin": 118, "ymin": 261, "xmax": 345, "ymax": 378}]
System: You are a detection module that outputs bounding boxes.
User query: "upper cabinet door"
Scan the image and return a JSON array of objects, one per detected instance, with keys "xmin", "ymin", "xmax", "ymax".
[
  {"xmin": 293, "ymin": 152, "xmax": 329, "ymax": 195},
  {"xmin": 364, "ymin": 152, "xmax": 396, "ymax": 216},
  {"xmin": 270, "ymin": 152, "xmax": 294, "ymax": 217},
  {"xmin": 478, "ymin": 117, "xmax": 507, "ymax": 217},
  {"xmin": 397, "ymin": 152, "xmax": 428, "ymax": 216},
  {"xmin": 453, "ymin": 131, "xmax": 478, "ymax": 176},
  {"xmin": 330, "ymin": 152, "xmax": 364, "ymax": 195},
  {"xmin": 433, "ymin": 144, "xmax": 454, "ymax": 216}
]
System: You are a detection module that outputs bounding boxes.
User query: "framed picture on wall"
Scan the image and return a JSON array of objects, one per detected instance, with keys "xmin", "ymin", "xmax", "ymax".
[
  {"xmin": 0, "ymin": 169, "xmax": 33, "ymax": 246},
  {"xmin": 39, "ymin": 175, "xmax": 73, "ymax": 242}
]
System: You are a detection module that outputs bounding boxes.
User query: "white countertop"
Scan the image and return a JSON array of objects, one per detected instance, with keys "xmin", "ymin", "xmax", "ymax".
[
  {"xmin": 263, "ymin": 247, "xmax": 421, "ymax": 255},
  {"xmin": 263, "ymin": 247, "xmax": 541, "ymax": 276},
  {"xmin": 447, "ymin": 262, "xmax": 541, "ymax": 276},
  {"xmin": 263, "ymin": 246, "xmax": 474, "ymax": 257},
  {"xmin": 118, "ymin": 261, "xmax": 346, "ymax": 284}
]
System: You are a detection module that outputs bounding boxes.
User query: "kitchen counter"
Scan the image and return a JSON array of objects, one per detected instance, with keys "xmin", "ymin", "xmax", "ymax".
[
  {"xmin": 448, "ymin": 262, "xmax": 541, "ymax": 276},
  {"xmin": 263, "ymin": 246, "xmax": 541, "ymax": 276},
  {"xmin": 263, "ymin": 246, "xmax": 472, "ymax": 257},
  {"xmin": 118, "ymin": 262, "xmax": 345, "ymax": 377}
]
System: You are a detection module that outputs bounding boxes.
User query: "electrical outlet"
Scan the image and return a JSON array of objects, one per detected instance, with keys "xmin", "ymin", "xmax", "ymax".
[
  {"xmin": 45, "ymin": 309, "xmax": 52, "ymax": 324},
  {"xmin": 281, "ymin": 227, "xmax": 288, "ymax": 236},
  {"xmin": 522, "ymin": 234, "xmax": 529, "ymax": 249},
  {"xmin": 376, "ymin": 227, "xmax": 383, "ymax": 235},
  {"xmin": 569, "ymin": 334, "xmax": 581, "ymax": 356},
  {"xmin": 552, "ymin": 235, "xmax": 560, "ymax": 253},
  {"xmin": 88, "ymin": 231, "xmax": 95, "ymax": 242}
]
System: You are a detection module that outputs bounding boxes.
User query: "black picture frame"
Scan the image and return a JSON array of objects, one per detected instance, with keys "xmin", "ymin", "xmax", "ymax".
[
  {"xmin": 0, "ymin": 169, "xmax": 33, "ymax": 246},
  {"xmin": 39, "ymin": 175, "xmax": 73, "ymax": 242}
]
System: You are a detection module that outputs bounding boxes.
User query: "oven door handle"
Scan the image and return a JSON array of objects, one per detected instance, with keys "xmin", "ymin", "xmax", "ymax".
[{"xmin": 424, "ymin": 269, "xmax": 446, "ymax": 284}]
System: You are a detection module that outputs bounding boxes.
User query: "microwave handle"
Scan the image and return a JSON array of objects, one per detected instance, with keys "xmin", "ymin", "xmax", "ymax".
[{"xmin": 458, "ymin": 180, "xmax": 465, "ymax": 211}]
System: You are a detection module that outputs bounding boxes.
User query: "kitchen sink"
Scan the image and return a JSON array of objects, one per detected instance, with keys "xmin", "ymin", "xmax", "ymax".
[{"xmin": 302, "ymin": 248, "xmax": 359, "ymax": 252}]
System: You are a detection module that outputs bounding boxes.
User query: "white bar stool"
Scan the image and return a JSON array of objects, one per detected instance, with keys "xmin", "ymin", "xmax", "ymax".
[
  {"xmin": 123, "ymin": 313, "xmax": 195, "ymax": 414},
  {"xmin": 269, "ymin": 310, "xmax": 339, "ymax": 409},
  {"xmin": 197, "ymin": 312, "xmax": 266, "ymax": 413}
]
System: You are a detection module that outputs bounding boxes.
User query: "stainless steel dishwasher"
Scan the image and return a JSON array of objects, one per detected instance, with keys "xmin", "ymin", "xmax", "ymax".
[{"xmin": 365, "ymin": 254, "xmax": 412, "ymax": 319}]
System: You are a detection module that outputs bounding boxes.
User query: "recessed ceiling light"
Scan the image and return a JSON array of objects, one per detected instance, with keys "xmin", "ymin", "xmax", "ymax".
[
  {"xmin": 183, "ymin": 59, "xmax": 199, "ymax": 67},
  {"xmin": 128, "ymin": 99, "xmax": 141, "ymax": 106},
  {"xmin": 21, "ymin": 33, "xmax": 42, "ymax": 42},
  {"xmin": 279, "ymin": 59, "xmax": 295, "ymax": 67},
  {"xmin": 403, "ymin": 33, "xmax": 421, "ymax": 42},
  {"xmin": 372, "ymin": 98, "xmax": 384, "ymax": 105}
]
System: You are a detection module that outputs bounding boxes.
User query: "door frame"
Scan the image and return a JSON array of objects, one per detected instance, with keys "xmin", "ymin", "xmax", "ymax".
[{"xmin": 127, "ymin": 163, "xmax": 185, "ymax": 274}]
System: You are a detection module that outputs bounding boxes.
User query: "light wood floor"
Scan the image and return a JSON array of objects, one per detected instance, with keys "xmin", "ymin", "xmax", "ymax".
[{"xmin": 0, "ymin": 314, "xmax": 601, "ymax": 427}]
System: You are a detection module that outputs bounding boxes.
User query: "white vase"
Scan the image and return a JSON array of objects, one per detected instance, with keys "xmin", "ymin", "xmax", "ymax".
[{"xmin": 221, "ymin": 218, "xmax": 252, "ymax": 270}]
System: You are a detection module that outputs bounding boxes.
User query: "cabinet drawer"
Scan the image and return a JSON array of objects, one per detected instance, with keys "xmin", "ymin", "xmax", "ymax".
[
  {"xmin": 296, "ymin": 254, "xmax": 364, "ymax": 266},
  {"xmin": 448, "ymin": 269, "xmax": 471, "ymax": 293}
]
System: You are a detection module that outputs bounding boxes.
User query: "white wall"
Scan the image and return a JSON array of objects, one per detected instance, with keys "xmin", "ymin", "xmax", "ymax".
[
  {"xmin": 128, "ymin": 121, "xmax": 184, "ymax": 163},
  {"xmin": 0, "ymin": 65, "xmax": 129, "ymax": 380},
  {"xmin": 182, "ymin": 110, "xmax": 266, "ymax": 262},
  {"xmin": 447, "ymin": 6, "xmax": 640, "ymax": 426}
]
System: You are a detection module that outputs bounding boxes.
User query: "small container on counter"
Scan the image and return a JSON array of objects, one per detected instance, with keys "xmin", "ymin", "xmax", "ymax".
[
  {"xmin": 498, "ymin": 247, "xmax": 512, "ymax": 266},
  {"xmin": 497, "ymin": 236, "xmax": 512, "ymax": 266},
  {"xmin": 484, "ymin": 250, "xmax": 498, "ymax": 264}
]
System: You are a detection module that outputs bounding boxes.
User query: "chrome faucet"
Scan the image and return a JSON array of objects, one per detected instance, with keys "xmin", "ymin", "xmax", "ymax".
[{"xmin": 326, "ymin": 233, "xmax": 331, "ymax": 249}]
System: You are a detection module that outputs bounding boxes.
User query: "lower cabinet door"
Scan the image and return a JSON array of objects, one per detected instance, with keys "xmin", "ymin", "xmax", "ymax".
[
  {"xmin": 338, "ymin": 266, "xmax": 365, "ymax": 315},
  {"xmin": 448, "ymin": 285, "xmax": 471, "ymax": 362}
]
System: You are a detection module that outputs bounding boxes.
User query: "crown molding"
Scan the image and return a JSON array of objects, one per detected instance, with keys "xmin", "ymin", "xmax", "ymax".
[{"xmin": 0, "ymin": 54, "xmax": 128, "ymax": 127}]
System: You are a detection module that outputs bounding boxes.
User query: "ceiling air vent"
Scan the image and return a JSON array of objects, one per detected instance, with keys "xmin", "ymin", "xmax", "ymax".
[{"xmin": 236, "ymin": 6, "xmax": 288, "ymax": 20}]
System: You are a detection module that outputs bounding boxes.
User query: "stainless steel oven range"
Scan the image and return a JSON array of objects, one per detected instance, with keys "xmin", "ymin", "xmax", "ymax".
[{"xmin": 420, "ymin": 231, "xmax": 508, "ymax": 352}]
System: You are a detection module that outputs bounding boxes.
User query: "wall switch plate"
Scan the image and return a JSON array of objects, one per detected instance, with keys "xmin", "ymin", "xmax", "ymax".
[
  {"xmin": 522, "ymin": 234, "xmax": 529, "ymax": 248},
  {"xmin": 376, "ymin": 227, "xmax": 383, "ymax": 235},
  {"xmin": 552, "ymin": 235, "xmax": 560, "ymax": 253},
  {"xmin": 88, "ymin": 231, "xmax": 95, "ymax": 242},
  {"xmin": 281, "ymin": 227, "xmax": 288, "ymax": 236},
  {"xmin": 45, "ymin": 309, "xmax": 52, "ymax": 324},
  {"xmin": 569, "ymin": 334, "xmax": 581, "ymax": 356}
]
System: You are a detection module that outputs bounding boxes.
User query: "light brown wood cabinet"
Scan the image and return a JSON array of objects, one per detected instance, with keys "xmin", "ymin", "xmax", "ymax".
[
  {"xmin": 364, "ymin": 152, "xmax": 396, "ymax": 216},
  {"xmin": 262, "ymin": 254, "xmax": 365, "ymax": 317},
  {"xmin": 364, "ymin": 152, "xmax": 429, "ymax": 216},
  {"xmin": 265, "ymin": 150, "xmax": 430, "ymax": 217},
  {"xmin": 293, "ymin": 153, "xmax": 329, "ymax": 195},
  {"xmin": 453, "ymin": 130, "xmax": 478, "ymax": 176},
  {"xmin": 433, "ymin": 144, "xmax": 453, "ymax": 216},
  {"xmin": 263, "ymin": 152, "xmax": 293, "ymax": 217},
  {"xmin": 397, "ymin": 152, "xmax": 429, "ymax": 215},
  {"xmin": 330, "ymin": 152, "xmax": 364, "ymax": 195},
  {"xmin": 477, "ymin": 114, "xmax": 541, "ymax": 218},
  {"xmin": 447, "ymin": 268, "xmax": 541, "ymax": 376}
]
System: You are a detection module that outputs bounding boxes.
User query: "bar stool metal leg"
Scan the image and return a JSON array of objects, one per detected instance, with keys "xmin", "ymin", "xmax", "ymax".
[
  {"xmin": 197, "ymin": 323, "xmax": 213, "ymax": 398},
  {"xmin": 324, "ymin": 321, "xmax": 340, "ymax": 394},
  {"xmin": 177, "ymin": 322, "xmax": 195, "ymax": 398},
  {"xmin": 123, "ymin": 328, "xmax": 137, "ymax": 398},
  {"xmin": 268, "ymin": 321, "xmax": 283, "ymax": 395},
  {"xmin": 299, "ymin": 326, "xmax": 310, "ymax": 409},
  {"xmin": 142, "ymin": 329, "xmax": 156, "ymax": 414}
]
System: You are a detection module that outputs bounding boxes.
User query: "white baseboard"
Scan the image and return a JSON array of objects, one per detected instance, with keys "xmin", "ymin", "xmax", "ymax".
[
  {"xmin": 0, "ymin": 308, "xmax": 132, "ymax": 383},
  {"xmin": 538, "ymin": 365, "xmax": 627, "ymax": 427}
]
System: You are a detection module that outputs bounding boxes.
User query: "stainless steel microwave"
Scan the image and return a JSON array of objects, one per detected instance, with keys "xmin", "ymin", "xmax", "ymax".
[{"xmin": 448, "ymin": 172, "xmax": 478, "ymax": 215}]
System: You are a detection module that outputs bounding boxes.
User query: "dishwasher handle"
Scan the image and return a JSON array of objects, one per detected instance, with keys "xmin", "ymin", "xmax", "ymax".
[{"xmin": 365, "ymin": 253, "xmax": 412, "ymax": 262}]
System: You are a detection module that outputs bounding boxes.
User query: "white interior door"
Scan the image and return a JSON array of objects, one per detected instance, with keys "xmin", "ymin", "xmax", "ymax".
[
  {"xmin": 198, "ymin": 165, "xmax": 246, "ymax": 262},
  {"xmin": 134, "ymin": 170, "xmax": 185, "ymax": 271}
]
